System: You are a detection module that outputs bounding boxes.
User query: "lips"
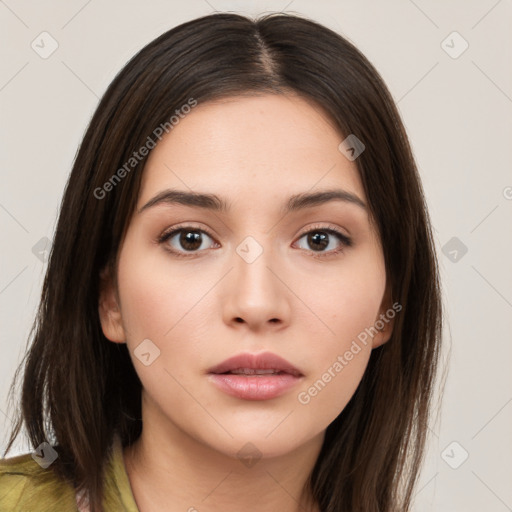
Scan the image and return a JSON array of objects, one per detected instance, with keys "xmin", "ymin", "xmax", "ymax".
[
  {"xmin": 207, "ymin": 352, "xmax": 303, "ymax": 377},
  {"xmin": 207, "ymin": 352, "xmax": 304, "ymax": 401}
]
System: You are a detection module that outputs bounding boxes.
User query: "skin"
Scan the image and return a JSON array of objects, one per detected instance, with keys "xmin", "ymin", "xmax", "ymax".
[{"xmin": 99, "ymin": 93, "xmax": 394, "ymax": 512}]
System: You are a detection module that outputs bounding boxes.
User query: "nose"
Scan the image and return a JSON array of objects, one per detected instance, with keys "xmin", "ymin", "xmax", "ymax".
[{"xmin": 222, "ymin": 240, "xmax": 291, "ymax": 332}]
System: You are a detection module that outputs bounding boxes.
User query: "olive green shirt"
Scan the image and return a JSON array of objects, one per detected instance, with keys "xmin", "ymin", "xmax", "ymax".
[{"xmin": 0, "ymin": 435, "xmax": 139, "ymax": 511}]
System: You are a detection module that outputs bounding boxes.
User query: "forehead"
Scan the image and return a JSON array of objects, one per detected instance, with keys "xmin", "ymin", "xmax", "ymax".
[{"xmin": 138, "ymin": 94, "xmax": 366, "ymax": 211}]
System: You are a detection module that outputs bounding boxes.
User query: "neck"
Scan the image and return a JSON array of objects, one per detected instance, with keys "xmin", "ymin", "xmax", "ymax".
[{"xmin": 123, "ymin": 403, "xmax": 323, "ymax": 512}]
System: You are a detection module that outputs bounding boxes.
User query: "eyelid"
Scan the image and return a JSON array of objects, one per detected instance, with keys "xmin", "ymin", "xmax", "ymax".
[
  {"xmin": 158, "ymin": 222, "xmax": 217, "ymax": 241},
  {"xmin": 296, "ymin": 222, "xmax": 350, "ymax": 240}
]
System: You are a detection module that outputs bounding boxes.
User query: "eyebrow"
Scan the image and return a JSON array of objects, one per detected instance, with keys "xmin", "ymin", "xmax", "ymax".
[{"xmin": 137, "ymin": 188, "xmax": 367, "ymax": 215}]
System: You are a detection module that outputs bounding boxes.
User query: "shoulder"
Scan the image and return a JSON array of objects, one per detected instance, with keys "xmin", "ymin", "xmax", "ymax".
[{"xmin": 0, "ymin": 451, "xmax": 76, "ymax": 511}]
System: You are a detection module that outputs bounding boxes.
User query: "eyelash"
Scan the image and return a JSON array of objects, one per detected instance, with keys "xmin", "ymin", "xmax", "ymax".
[{"xmin": 157, "ymin": 223, "xmax": 353, "ymax": 259}]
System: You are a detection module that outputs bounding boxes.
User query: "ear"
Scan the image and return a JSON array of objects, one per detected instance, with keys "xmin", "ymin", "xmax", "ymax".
[
  {"xmin": 98, "ymin": 265, "xmax": 126, "ymax": 343},
  {"xmin": 372, "ymin": 282, "xmax": 396, "ymax": 349}
]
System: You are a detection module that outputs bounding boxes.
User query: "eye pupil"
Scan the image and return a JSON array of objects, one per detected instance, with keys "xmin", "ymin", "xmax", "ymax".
[
  {"xmin": 180, "ymin": 231, "xmax": 202, "ymax": 251},
  {"xmin": 308, "ymin": 232, "xmax": 329, "ymax": 251}
]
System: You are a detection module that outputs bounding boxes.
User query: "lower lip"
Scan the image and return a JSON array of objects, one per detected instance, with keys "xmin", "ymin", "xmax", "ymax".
[{"xmin": 208, "ymin": 373, "xmax": 302, "ymax": 400}]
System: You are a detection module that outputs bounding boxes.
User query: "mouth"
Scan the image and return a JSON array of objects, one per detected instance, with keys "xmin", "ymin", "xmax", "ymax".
[
  {"xmin": 217, "ymin": 368, "xmax": 297, "ymax": 376},
  {"xmin": 208, "ymin": 351, "xmax": 303, "ymax": 376},
  {"xmin": 207, "ymin": 352, "xmax": 304, "ymax": 400}
]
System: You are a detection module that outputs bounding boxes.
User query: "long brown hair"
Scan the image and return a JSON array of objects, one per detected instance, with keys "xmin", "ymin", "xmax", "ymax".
[{"xmin": 4, "ymin": 12, "xmax": 443, "ymax": 511}]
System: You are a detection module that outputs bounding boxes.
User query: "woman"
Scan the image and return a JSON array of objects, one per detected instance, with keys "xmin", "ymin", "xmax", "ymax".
[{"xmin": 0, "ymin": 11, "xmax": 443, "ymax": 512}]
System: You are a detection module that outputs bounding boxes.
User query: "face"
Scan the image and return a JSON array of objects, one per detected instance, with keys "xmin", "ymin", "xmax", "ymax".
[{"xmin": 99, "ymin": 93, "xmax": 394, "ymax": 459}]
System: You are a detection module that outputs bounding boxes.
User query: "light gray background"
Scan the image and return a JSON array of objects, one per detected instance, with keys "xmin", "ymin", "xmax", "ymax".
[{"xmin": 1, "ymin": 1, "xmax": 511, "ymax": 510}]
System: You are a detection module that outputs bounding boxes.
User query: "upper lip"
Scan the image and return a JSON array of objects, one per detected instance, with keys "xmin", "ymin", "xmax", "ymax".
[{"xmin": 208, "ymin": 351, "xmax": 303, "ymax": 377}]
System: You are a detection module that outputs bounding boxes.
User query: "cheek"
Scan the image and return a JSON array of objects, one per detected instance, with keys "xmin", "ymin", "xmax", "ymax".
[
  {"xmin": 293, "ymin": 253, "xmax": 385, "ymax": 347},
  {"xmin": 293, "ymin": 272, "xmax": 378, "ymax": 423},
  {"xmin": 291, "ymin": 252, "xmax": 384, "ymax": 420},
  {"xmin": 115, "ymin": 250, "xmax": 213, "ymax": 407},
  {"xmin": 295, "ymin": 345, "xmax": 371, "ymax": 433},
  {"xmin": 116, "ymin": 244, "xmax": 217, "ymax": 392},
  {"xmin": 117, "ymin": 243, "xmax": 209, "ymax": 341}
]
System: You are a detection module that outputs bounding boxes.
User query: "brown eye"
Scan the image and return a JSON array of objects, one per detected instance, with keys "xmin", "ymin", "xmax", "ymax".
[
  {"xmin": 178, "ymin": 230, "xmax": 203, "ymax": 251},
  {"xmin": 159, "ymin": 227, "xmax": 217, "ymax": 256},
  {"xmin": 294, "ymin": 226, "xmax": 352, "ymax": 257},
  {"xmin": 306, "ymin": 231, "xmax": 330, "ymax": 251}
]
